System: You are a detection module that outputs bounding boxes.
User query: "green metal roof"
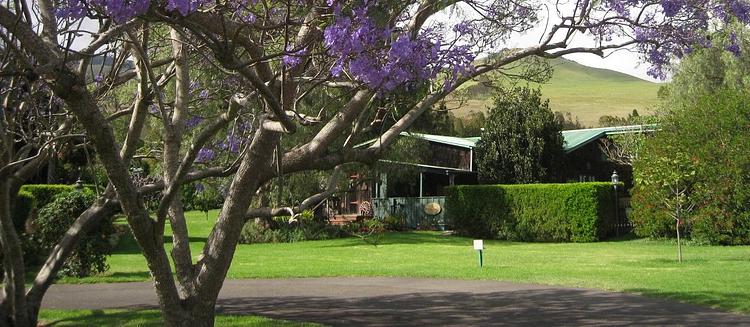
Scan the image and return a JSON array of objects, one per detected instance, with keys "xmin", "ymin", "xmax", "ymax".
[
  {"xmin": 561, "ymin": 124, "xmax": 656, "ymax": 153},
  {"xmin": 405, "ymin": 132, "xmax": 478, "ymax": 148},
  {"xmin": 463, "ymin": 136, "xmax": 481, "ymax": 144},
  {"xmin": 357, "ymin": 125, "xmax": 655, "ymax": 152},
  {"xmin": 355, "ymin": 132, "xmax": 478, "ymax": 148}
]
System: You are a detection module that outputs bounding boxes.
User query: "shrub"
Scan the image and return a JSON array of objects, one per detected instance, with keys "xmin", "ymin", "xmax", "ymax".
[
  {"xmin": 383, "ymin": 215, "xmax": 406, "ymax": 231},
  {"xmin": 445, "ymin": 183, "xmax": 617, "ymax": 242},
  {"xmin": 239, "ymin": 211, "xmax": 347, "ymax": 244},
  {"xmin": 629, "ymin": 186, "xmax": 675, "ymax": 239},
  {"xmin": 32, "ymin": 190, "xmax": 114, "ymax": 277},
  {"xmin": 20, "ymin": 184, "xmax": 76, "ymax": 208},
  {"xmin": 346, "ymin": 219, "xmax": 385, "ymax": 246},
  {"xmin": 12, "ymin": 191, "xmax": 36, "ymax": 233},
  {"xmin": 1, "ymin": 191, "xmax": 42, "ymax": 268},
  {"xmin": 630, "ymin": 90, "xmax": 750, "ymax": 245}
]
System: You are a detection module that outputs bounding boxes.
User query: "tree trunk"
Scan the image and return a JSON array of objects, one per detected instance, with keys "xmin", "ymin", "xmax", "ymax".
[
  {"xmin": 676, "ymin": 219, "xmax": 682, "ymax": 263},
  {"xmin": 163, "ymin": 27, "xmax": 196, "ymax": 299},
  {"xmin": 56, "ymin": 72, "xmax": 188, "ymax": 327},
  {"xmin": 191, "ymin": 125, "xmax": 280, "ymax": 323},
  {"xmin": 0, "ymin": 182, "xmax": 29, "ymax": 327}
]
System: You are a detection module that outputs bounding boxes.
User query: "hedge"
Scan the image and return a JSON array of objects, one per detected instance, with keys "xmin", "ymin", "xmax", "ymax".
[
  {"xmin": 445, "ymin": 183, "xmax": 618, "ymax": 242},
  {"xmin": 12, "ymin": 191, "xmax": 36, "ymax": 233},
  {"xmin": 34, "ymin": 189, "xmax": 112, "ymax": 277},
  {"xmin": 20, "ymin": 184, "xmax": 77, "ymax": 208}
]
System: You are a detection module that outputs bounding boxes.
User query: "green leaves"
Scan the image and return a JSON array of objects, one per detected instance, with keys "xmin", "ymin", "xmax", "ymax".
[
  {"xmin": 631, "ymin": 88, "xmax": 750, "ymax": 245},
  {"xmin": 475, "ymin": 86, "xmax": 565, "ymax": 184},
  {"xmin": 446, "ymin": 183, "xmax": 617, "ymax": 242}
]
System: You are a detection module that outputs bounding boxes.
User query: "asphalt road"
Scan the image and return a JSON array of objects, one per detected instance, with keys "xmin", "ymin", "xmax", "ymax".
[{"xmin": 43, "ymin": 277, "xmax": 750, "ymax": 326}]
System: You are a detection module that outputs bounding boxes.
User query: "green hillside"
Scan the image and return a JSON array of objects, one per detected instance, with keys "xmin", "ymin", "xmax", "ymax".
[{"xmin": 452, "ymin": 58, "xmax": 663, "ymax": 127}]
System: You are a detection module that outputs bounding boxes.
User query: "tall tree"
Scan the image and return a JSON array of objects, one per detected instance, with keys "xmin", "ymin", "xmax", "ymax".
[
  {"xmin": 0, "ymin": 0, "xmax": 745, "ymax": 326},
  {"xmin": 475, "ymin": 86, "xmax": 565, "ymax": 184},
  {"xmin": 631, "ymin": 29, "xmax": 750, "ymax": 246}
]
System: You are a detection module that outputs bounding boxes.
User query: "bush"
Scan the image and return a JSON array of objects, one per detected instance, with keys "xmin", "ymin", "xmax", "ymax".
[
  {"xmin": 182, "ymin": 183, "xmax": 224, "ymax": 214},
  {"xmin": 629, "ymin": 186, "xmax": 674, "ymax": 239},
  {"xmin": 32, "ymin": 190, "xmax": 114, "ymax": 277},
  {"xmin": 239, "ymin": 211, "xmax": 347, "ymax": 244},
  {"xmin": 383, "ymin": 215, "xmax": 406, "ymax": 231},
  {"xmin": 0, "ymin": 191, "xmax": 42, "ymax": 268},
  {"xmin": 445, "ymin": 183, "xmax": 617, "ymax": 242},
  {"xmin": 12, "ymin": 191, "xmax": 36, "ymax": 233},
  {"xmin": 630, "ymin": 90, "xmax": 750, "ymax": 245},
  {"xmin": 20, "ymin": 184, "xmax": 76, "ymax": 208},
  {"xmin": 345, "ymin": 219, "xmax": 385, "ymax": 246}
]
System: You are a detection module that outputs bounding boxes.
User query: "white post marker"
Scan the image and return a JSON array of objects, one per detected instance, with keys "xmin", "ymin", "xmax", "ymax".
[{"xmin": 473, "ymin": 240, "xmax": 484, "ymax": 267}]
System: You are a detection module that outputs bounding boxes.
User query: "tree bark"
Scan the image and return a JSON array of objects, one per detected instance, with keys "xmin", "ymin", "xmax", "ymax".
[
  {"xmin": 191, "ymin": 123, "xmax": 281, "ymax": 325},
  {"xmin": 164, "ymin": 27, "xmax": 197, "ymax": 300},
  {"xmin": 0, "ymin": 182, "xmax": 29, "ymax": 327},
  {"xmin": 54, "ymin": 70, "xmax": 187, "ymax": 326},
  {"xmin": 676, "ymin": 219, "xmax": 683, "ymax": 263}
]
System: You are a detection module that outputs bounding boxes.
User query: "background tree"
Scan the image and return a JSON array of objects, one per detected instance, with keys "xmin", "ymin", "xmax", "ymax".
[
  {"xmin": 631, "ymin": 27, "xmax": 750, "ymax": 246},
  {"xmin": 631, "ymin": 88, "xmax": 750, "ymax": 246},
  {"xmin": 475, "ymin": 86, "xmax": 565, "ymax": 184},
  {"xmin": 554, "ymin": 111, "xmax": 585, "ymax": 130},
  {"xmin": 454, "ymin": 111, "xmax": 486, "ymax": 137}
]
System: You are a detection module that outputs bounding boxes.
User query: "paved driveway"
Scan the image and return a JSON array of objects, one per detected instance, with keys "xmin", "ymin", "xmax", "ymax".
[{"xmin": 43, "ymin": 277, "xmax": 750, "ymax": 326}]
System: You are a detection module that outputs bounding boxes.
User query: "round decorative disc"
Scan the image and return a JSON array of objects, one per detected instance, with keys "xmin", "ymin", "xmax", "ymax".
[{"xmin": 424, "ymin": 202, "xmax": 442, "ymax": 216}]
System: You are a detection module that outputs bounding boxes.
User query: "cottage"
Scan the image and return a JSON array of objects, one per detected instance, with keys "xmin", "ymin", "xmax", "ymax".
[{"xmin": 328, "ymin": 125, "xmax": 655, "ymax": 228}]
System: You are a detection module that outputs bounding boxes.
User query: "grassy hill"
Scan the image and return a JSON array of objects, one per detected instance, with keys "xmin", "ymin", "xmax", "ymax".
[{"xmin": 450, "ymin": 58, "xmax": 663, "ymax": 127}]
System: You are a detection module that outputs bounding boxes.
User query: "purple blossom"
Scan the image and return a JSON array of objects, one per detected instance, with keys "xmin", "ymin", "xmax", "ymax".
[
  {"xmin": 166, "ymin": 0, "xmax": 191, "ymax": 16},
  {"xmin": 242, "ymin": 13, "xmax": 257, "ymax": 24},
  {"xmin": 217, "ymin": 134, "xmax": 241, "ymax": 153},
  {"xmin": 661, "ymin": 0, "xmax": 682, "ymax": 17},
  {"xmin": 195, "ymin": 148, "xmax": 215, "ymax": 163},
  {"xmin": 58, "ymin": 0, "xmax": 150, "ymax": 23},
  {"xmin": 166, "ymin": 0, "xmax": 213, "ymax": 16},
  {"xmin": 199, "ymin": 89, "xmax": 209, "ymax": 99},
  {"xmin": 323, "ymin": 4, "xmax": 474, "ymax": 93},
  {"xmin": 58, "ymin": 0, "xmax": 214, "ymax": 22},
  {"xmin": 194, "ymin": 183, "xmax": 205, "ymax": 193},
  {"xmin": 725, "ymin": 33, "xmax": 742, "ymax": 57},
  {"xmin": 185, "ymin": 116, "xmax": 204, "ymax": 128},
  {"xmin": 452, "ymin": 22, "xmax": 474, "ymax": 36},
  {"xmin": 282, "ymin": 46, "xmax": 308, "ymax": 68},
  {"xmin": 728, "ymin": 0, "xmax": 750, "ymax": 23}
]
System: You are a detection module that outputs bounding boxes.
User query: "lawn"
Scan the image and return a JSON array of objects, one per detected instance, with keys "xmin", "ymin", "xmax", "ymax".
[
  {"xmin": 61, "ymin": 210, "xmax": 750, "ymax": 314},
  {"xmin": 39, "ymin": 309, "xmax": 321, "ymax": 326}
]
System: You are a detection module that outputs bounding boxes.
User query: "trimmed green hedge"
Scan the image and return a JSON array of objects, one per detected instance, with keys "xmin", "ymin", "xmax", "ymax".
[
  {"xmin": 20, "ymin": 184, "xmax": 76, "ymax": 208},
  {"xmin": 12, "ymin": 191, "xmax": 36, "ymax": 233},
  {"xmin": 445, "ymin": 183, "xmax": 618, "ymax": 242}
]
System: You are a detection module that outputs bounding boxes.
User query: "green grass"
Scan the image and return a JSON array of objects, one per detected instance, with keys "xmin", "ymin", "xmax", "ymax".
[
  {"xmin": 63, "ymin": 210, "xmax": 750, "ymax": 314},
  {"xmin": 452, "ymin": 58, "xmax": 662, "ymax": 127},
  {"xmin": 39, "ymin": 309, "xmax": 322, "ymax": 326}
]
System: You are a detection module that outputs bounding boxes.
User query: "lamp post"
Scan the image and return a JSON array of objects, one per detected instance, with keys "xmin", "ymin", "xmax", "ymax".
[
  {"xmin": 611, "ymin": 170, "xmax": 620, "ymax": 237},
  {"xmin": 74, "ymin": 166, "xmax": 85, "ymax": 191}
]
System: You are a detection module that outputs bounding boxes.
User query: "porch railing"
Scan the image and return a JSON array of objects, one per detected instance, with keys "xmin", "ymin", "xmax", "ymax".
[{"xmin": 372, "ymin": 196, "xmax": 447, "ymax": 230}]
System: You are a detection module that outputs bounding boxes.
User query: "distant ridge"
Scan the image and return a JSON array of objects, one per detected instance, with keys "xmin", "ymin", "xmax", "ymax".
[{"xmin": 453, "ymin": 57, "xmax": 662, "ymax": 127}]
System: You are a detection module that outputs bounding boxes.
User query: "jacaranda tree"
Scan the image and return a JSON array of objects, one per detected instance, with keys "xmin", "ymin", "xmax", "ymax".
[{"xmin": 1, "ymin": 0, "xmax": 748, "ymax": 325}]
